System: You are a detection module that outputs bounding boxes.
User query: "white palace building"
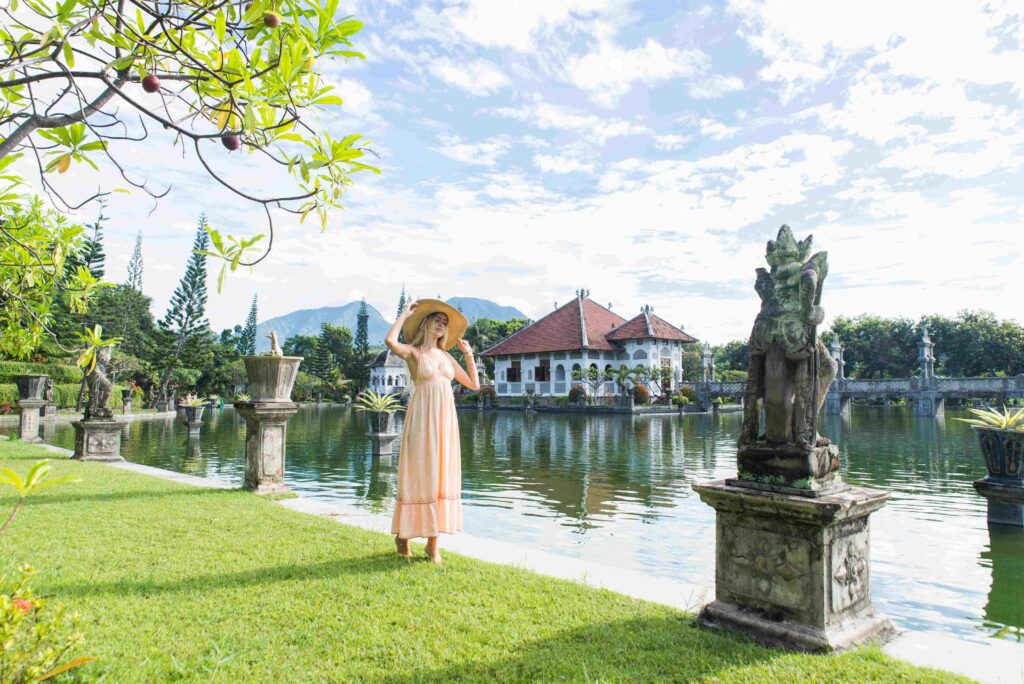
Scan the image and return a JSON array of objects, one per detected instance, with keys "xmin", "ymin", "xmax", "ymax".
[{"xmin": 481, "ymin": 290, "xmax": 699, "ymax": 398}]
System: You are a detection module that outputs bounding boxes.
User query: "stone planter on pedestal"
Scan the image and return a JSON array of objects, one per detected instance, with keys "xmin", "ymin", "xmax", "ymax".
[
  {"xmin": 367, "ymin": 411, "xmax": 399, "ymax": 456},
  {"xmin": 14, "ymin": 374, "xmax": 47, "ymax": 443},
  {"xmin": 121, "ymin": 389, "xmax": 133, "ymax": 415},
  {"xmin": 177, "ymin": 404, "xmax": 205, "ymax": 434},
  {"xmin": 237, "ymin": 355, "xmax": 302, "ymax": 494},
  {"xmin": 972, "ymin": 426, "xmax": 1024, "ymax": 526}
]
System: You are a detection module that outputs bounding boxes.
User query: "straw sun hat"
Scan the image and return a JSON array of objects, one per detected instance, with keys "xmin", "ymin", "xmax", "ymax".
[{"xmin": 402, "ymin": 299, "xmax": 468, "ymax": 350}]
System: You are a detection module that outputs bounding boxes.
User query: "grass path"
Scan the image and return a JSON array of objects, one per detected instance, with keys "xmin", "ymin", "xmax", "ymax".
[{"xmin": 0, "ymin": 441, "xmax": 970, "ymax": 683}]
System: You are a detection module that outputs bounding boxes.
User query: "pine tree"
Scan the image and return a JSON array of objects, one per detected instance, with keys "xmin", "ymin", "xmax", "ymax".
[
  {"xmin": 395, "ymin": 285, "xmax": 406, "ymax": 343},
  {"xmin": 157, "ymin": 215, "xmax": 211, "ymax": 399},
  {"xmin": 237, "ymin": 294, "xmax": 258, "ymax": 356},
  {"xmin": 126, "ymin": 231, "xmax": 143, "ymax": 291},
  {"xmin": 354, "ymin": 298, "xmax": 370, "ymax": 389},
  {"xmin": 309, "ymin": 337, "xmax": 335, "ymax": 401},
  {"xmin": 80, "ymin": 218, "xmax": 105, "ymax": 280}
]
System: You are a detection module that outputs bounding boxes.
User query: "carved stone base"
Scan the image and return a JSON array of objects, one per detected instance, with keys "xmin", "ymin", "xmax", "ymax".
[
  {"xmin": 370, "ymin": 432, "xmax": 399, "ymax": 456},
  {"xmin": 692, "ymin": 480, "xmax": 893, "ymax": 652},
  {"xmin": 17, "ymin": 399, "xmax": 44, "ymax": 443},
  {"xmin": 974, "ymin": 477, "xmax": 1024, "ymax": 527},
  {"xmin": 72, "ymin": 419, "xmax": 124, "ymax": 461},
  {"xmin": 737, "ymin": 442, "xmax": 841, "ymax": 492},
  {"xmin": 235, "ymin": 401, "xmax": 298, "ymax": 494}
]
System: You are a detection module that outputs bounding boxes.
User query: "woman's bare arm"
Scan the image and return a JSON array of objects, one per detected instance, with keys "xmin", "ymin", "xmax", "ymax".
[
  {"xmin": 449, "ymin": 340, "xmax": 480, "ymax": 391},
  {"xmin": 386, "ymin": 302, "xmax": 418, "ymax": 361}
]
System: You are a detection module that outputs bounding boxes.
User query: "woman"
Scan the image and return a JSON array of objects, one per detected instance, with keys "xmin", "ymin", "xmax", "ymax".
[{"xmin": 386, "ymin": 299, "xmax": 479, "ymax": 563}]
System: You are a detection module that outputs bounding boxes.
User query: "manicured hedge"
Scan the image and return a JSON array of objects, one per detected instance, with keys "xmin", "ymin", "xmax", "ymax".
[
  {"xmin": 0, "ymin": 361, "xmax": 84, "ymax": 383},
  {"xmin": 0, "ymin": 382, "xmax": 124, "ymax": 409}
]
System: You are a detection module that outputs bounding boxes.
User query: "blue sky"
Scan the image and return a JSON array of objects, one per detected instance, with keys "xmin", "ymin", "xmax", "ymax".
[{"xmin": 56, "ymin": 0, "xmax": 1023, "ymax": 343}]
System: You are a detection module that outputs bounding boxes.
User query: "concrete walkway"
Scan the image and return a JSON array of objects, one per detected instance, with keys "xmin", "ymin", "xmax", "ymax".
[{"xmin": 4, "ymin": 440, "xmax": 1022, "ymax": 683}]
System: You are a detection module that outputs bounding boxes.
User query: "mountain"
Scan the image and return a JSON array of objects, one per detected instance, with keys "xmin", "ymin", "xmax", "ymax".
[
  {"xmin": 256, "ymin": 302, "xmax": 390, "ymax": 352},
  {"xmin": 446, "ymin": 297, "xmax": 527, "ymax": 323}
]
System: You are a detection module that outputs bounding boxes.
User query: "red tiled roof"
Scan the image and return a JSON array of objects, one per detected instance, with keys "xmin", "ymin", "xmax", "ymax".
[
  {"xmin": 606, "ymin": 312, "xmax": 698, "ymax": 343},
  {"xmin": 482, "ymin": 298, "xmax": 627, "ymax": 356}
]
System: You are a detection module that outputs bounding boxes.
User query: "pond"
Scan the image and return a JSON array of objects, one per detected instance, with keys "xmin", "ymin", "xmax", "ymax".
[{"xmin": 23, "ymin": 405, "xmax": 1024, "ymax": 645}]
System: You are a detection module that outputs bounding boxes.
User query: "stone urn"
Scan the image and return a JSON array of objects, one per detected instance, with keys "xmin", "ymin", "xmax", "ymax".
[
  {"xmin": 13, "ymin": 374, "xmax": 47, "ymax": 401},
  {"xmin": 243, "ymin": 355, "xmax": 303, "ymax": 401},
  {"xmin": 974, "ymin": 426, "xmax": 1024, "ymax": 485},
  {"xmin": 177, "ymin": 404, "xmax": 205, "ymax": 429},
  {"xmin": 368, "ymin": 410, "xmax": 393, "ymax": 434},
  {"xmin": 972, "ymin": 425, "xmax": 1024, "ymax": 526}
]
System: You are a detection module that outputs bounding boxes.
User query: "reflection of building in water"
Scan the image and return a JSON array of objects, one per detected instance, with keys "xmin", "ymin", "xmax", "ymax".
[
  {"xmin": 465, "ymin": 413, "xmax": 687, "ymax": 524},
  {"xmin": 483, "ymin": 291, "xmax": 698, "ymax": 398},
  {"xmin": 982, "ymin": 526, "xmax": 1024, "ymax": 635},
  {"xmin": 368, "ymin": 349, "xmax": 408, "ymax": 395}
]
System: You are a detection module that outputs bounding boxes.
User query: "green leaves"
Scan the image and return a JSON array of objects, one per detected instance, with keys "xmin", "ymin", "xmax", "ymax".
[
  {"xmin": 0, "ymin": 460, "xmax": 81, "ymax": 500},
  {"xmin": 200, "ymin": 225, "xmax": 265, "ymax": 293},
  {"xmin": 75, "ymin": 323, "xmax": 118, "ymax": 373},
  {"xmin": 37, "ymin": 123, "xmax": 106, "ymax": 174},
  {"xmin": 353, "ymin": 390, "xmax": 405, "ymax": 414},
  {"xmin": 955, "ymin": 406, "xmax": 1024, "ymax": 430}
]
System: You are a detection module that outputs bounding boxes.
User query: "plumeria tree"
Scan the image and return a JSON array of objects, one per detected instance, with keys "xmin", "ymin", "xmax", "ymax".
[{"xmin": 0, "ymin": 0, "xmax": 380, "ymax": 360}]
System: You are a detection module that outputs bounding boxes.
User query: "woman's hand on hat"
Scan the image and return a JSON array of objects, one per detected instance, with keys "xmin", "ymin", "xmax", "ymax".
[
  {"xmin": 401, "ymin": 301, "xmax": 417, "ymax": 318},
  {"xmin": 456, "ymin": 338, "xmax": 472, "ymax": 355}
]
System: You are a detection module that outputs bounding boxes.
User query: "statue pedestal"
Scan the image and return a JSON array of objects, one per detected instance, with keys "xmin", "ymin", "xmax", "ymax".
[
  {"xmin": 369, "ymin": 432, "xmax": 399, "ymax": 456},
  {"xmin": 736, "ymin": 443, "xmax": 843, "ymax": 494},
  {"xmin": 973, "ymin": 478, "xmax": 1024, "ymax": 527},
  {"xmin": 72, "ymin": 419, "xmax": 124, "ymax": 461},
  {"xmin": 235, "ymin": 401, "xmax": 298, "ymax": 494},
  {"xmin": 17, "ymin": 399, "xmax": 44, "ymax": 442},
  {"xmin": 692, "ymin": 480, "xmax": 894, "ymax": 652}
]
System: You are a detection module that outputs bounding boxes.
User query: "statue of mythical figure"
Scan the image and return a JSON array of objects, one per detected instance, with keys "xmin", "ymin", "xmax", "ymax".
[
  {"xmin": 739, "ymin": 225, "xmax": 838, "ymax": 451},
  {"xmin": 85, "ymin": 346, "xmax": 115, "ymax": 420},
  {"xmin": 44, "ymin": 378, "xmax": 54, "ymax": 403}
]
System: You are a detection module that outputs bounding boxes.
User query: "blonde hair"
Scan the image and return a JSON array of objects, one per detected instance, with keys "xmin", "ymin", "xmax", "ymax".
[{"xmin": 409, "ymin": 312, "xmax": 449, "ymax": 350}]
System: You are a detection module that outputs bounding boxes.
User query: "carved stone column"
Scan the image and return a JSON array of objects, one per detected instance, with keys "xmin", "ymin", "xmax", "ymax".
[
  {"xmin": 235, "ymin": 401, "xmax": 298, "ymax": 494},
  {"xmin": 370, "ymin": 432, "xmax": 399, "ymax": 456},
  {"xmin": 121, "ymin": 389, "xmax": 133, "ymax": 415},
  {"xmin": 72, "ymin": 419, "xmax": 124, "ymax": 461},
  {"xmin": 17, "ymin": 399, "xmax": 44, "ymax": 443},
  {"xmin": 693, "ymin": 482, "xmax": 894, "ymax": 651}
]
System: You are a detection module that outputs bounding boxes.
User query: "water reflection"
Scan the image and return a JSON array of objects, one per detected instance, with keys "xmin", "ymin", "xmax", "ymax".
[{"xmin": 13, "ymin": 404, "xmax": 1016, "ymax": 644}]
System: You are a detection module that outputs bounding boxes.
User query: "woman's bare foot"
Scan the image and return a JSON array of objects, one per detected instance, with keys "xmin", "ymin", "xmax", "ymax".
[
  {"xmin": 424, "ymin": 537, "xmax": 443, "ymax": 564},
  {"xmin": 395, "ymin": 535, "xmax": 411, "ymax": 557}
]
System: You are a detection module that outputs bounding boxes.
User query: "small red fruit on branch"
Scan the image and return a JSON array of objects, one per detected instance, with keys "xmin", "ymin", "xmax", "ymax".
[
  {"xmin": 263, "ymin": 11, "xmax": 281, "ymax": 28},
  {"xmin": 142, "ymin": 74, "xmax": 161, "ymax": 93},
  {"xmin": 222, "ymin": 134, "xmax": 241, "ymax": 151}
]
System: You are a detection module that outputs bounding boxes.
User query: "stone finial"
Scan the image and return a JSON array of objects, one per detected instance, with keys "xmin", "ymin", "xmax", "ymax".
[{"xmin": 268, "ymin": 330, "xmax": 282, "ymax": 356}]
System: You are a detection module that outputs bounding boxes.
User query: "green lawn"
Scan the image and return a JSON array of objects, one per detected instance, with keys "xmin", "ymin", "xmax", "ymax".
[{"xmin": 0, "ymin": 441, "xmax": 970, "ymax": 683}]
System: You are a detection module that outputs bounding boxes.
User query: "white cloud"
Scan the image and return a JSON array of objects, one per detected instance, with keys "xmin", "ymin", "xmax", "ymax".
[
  {"xmin": 567, "ymin": 38, "xmax": 708, "ymax": 106},
  {"xmin": 698, "ymin": 118, "xmax": 738, "ymax": 141},
  {"xmin": 432, "ymin": 135, "xmax": 511, "ymax": 166},
  {"xmin": 428, "ymin": 57, "xmax": 511, "ymax": 96},
  {"xmin": 491, "ymin": 101, "xmax": 650, "ymax": 142},
  {"xmin": 652, "ymin": 134, "xmax": 691, "ymax": 151},
  {"xmin": 534, "ymin": 154, "xmax": 595, "ymax": 174}
]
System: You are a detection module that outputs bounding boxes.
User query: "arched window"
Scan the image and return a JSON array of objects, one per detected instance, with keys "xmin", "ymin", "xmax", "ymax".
[
  {"xmin": 572, "ymin": 363, "xmax": 581, "ymax": 373},
  {"xmin": 633, "ymin": 349, "xmax": 648, "ymax": 360},
  {"xmin": 387, "ymin": 376, "xmax": 393, "ymax": 386},
  {"xmin": 661, "ymin": 346, "xmax": 671, "ymax": 357},
  {"xmin": 555, "ymin": 364, "xmax": 565, "ymax": 381},
  {"xmin": 528, "ymin": 369, "xmax": 533, "ymax": 380}
]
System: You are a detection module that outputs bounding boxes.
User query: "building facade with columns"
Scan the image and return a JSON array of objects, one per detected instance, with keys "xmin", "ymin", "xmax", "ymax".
[
  {"xmin": 481, "ymin": 291, "xmax": 699, "ymax": 397},
  {"xmin": 368, "ymin": 349, "xmax": 408, "ymax": 394}
]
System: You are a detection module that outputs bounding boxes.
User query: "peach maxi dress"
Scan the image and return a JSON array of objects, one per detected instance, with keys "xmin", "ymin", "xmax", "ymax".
[{"xmin": 391, "ymin": 349, "xmax": 462, "ymax": 539}]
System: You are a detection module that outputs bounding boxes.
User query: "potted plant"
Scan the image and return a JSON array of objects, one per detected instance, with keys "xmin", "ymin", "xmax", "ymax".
[
  {"xmin": 957, "ymin": 406, "xmax": 1024, "ymax": 485},
  {"xmin": 354, "ymin": 390, "xmax": 404, "ymax": 434},
  {"xmin": 177, "ymin": 395, "xmax": 206, "ymax": 428}
]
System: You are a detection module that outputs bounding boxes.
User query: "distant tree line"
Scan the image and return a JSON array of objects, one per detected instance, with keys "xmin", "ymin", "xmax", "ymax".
[{"xmin": 706, "ymin": 311, "xmax": 1023, "ymax": 380}]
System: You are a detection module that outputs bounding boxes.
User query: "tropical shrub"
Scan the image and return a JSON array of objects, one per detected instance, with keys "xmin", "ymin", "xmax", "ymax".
[
  {"xmin": 353, "ymin": 391, "xmax": 405, "ymax": 415},
  {"xmin": 478, "ymin": 386, "xmax": 496, "ymax": 402},
  {"xmin": 633, "ymin": 384, "xmax": 650, "ymax": 405},
  {"xmin": 462, "ymin": 393, "xmax": 479, "ymax": 404},
  {"xmin": 678, "ymin": 385, "xmax": 698, "ymax": 402},
  {"xmin": 0, "ymin": 362, "xmax": 84, "ymax": 383},
  {"xmin": 673, "ymin": 395, "xmax": 690, "ymax": 406},
  {"xmin": 955, "ymin": 406, "xmax": 1024, "ymax": 430},
  {"xmin": 568, "ymin": 385, "xmax": 587, "ymax": 403}
]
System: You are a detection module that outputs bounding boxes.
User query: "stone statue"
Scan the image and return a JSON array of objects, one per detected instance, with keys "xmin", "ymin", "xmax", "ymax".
[
  {"xmin": 268, "ymin": 330, "xmax": 282, "ymax": 356},
  {"xmin": 85, "ymin": 346, "xmax": 115, "ymax": 420},
  {"xmin": 44, "ymin": 378, "xmax": 53, "ymax": 403},
  {"xmin": 739, "ymin": 225, "xmax": 839, "ymax": 464}
]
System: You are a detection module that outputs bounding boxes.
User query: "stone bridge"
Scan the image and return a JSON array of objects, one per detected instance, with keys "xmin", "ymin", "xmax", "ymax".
[{"xmin": 694, "ymin": 330, "xmax": 1024, "ymax": 417}]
